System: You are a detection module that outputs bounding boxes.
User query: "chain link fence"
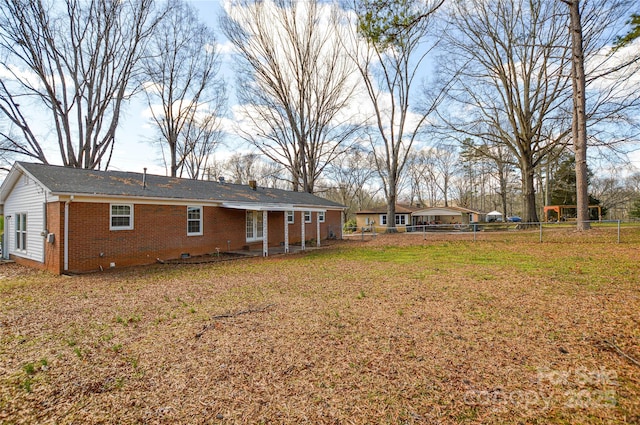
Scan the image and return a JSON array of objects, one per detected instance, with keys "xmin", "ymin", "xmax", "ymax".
[{"xmin": 343, "ymin": 220, "xmax": 640, "ymax": 243}]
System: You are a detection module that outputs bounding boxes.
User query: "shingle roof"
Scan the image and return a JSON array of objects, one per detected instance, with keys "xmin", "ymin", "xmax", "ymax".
[
  {"xmin": 356, "ymin": 204, "xmax": 422, "ymax": 214},
  {"xmin": 15, "ymin": 162, "xmax": 344, "ymax": 209},
  {"xmin": 357, "ymin": 204, "xmax": 482, "ymax": 215}
]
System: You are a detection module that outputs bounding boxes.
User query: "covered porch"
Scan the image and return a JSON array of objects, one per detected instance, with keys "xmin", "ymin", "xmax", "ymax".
[
  {"xmin": 221, "ymin": 202, "xmax": 337, "ymax": 257},
  {"xmin": 412, "ymin": 207, "xmax": 468, "ymax": 225}
]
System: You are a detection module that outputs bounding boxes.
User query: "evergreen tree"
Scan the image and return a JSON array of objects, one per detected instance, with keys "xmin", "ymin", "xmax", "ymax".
[
  {"xmin": 629, "ymin": 198, "xmax": 640, "ymax": 219},
  {"xmin": 549, "ymin": 155, "xmax": 604, "ymax": 219}
]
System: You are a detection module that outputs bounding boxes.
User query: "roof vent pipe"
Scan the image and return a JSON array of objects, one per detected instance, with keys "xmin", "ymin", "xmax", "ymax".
[
  {"xmin": 218, "ymin": 176, "xmax": 225, "ymax": 184},
  {"xmin": 249, "ymin": 180, "xmax": 257, "ymax": 190},
  {"xmin": 143, "ymin": 168, "xmax": 147, "ymax": 189}
]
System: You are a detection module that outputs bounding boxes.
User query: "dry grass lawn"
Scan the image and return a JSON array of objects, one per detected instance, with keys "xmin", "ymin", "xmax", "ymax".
[{"xmin": 1, "ymin": 228, "xmax": 639, "ymax": 424}]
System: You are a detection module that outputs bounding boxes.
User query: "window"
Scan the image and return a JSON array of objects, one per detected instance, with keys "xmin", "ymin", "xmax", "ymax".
[
  {"xmin": 380, "ymin": 214, "xmax": 405, "ymax": 225},
  {"xmin": 318, "ymin": 211, "xmax": 325, "ymax": 223},
  {"xmin": 246, "ymin": 211, "xmax": 254, "ymax": 239},
  {"xmin": 304, "ymin": 211, "xmax": 311, "ymax": 223},
  {"xmin": 15, "ymin": 213, "xmax": 27, "ymax": 251},
  {"xmin": 286, "ymin": 211, "xmax": 294, "ymax": 224},
  {"xmin": 256, "ymin": 211, "xmax": 264, "ymax": 239},
  {"xmin": 110, "ymin": 204, "xmax": 133, "ymax": 230},
  {"xmin": 246, "ymin": 210, "xmax": 264, "ymax": 241},
  {"xmin": 187, "ymin": 206, "xmax": 202, "ymax": 235}
]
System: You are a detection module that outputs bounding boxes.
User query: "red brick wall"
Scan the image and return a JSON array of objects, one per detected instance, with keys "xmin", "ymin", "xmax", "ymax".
[{"xmin": 54, "ymin": 202, "xmax": 341, "ymax": 273}]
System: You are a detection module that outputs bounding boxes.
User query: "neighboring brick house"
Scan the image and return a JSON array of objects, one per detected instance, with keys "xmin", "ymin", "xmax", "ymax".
[
  {"xmin": 355, "ymin": 204, "xmax": 484, "ymax": 232},
  {"xmin": 0, "ymin": 162, "xmax": 345, "ymax": 274},
  {"xmin": 355, "ymin": 204, "xmax": 421, "ymax": 232}
]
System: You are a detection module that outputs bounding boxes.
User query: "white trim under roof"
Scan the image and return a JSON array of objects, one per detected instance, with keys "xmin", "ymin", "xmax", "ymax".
[
  {"xmin": 221, "ymin": 202, "xmax": 328, "ymax": 212},
  {"xmin": 413, "ymin": 208, "xmax": 463, "ymax": 216}
]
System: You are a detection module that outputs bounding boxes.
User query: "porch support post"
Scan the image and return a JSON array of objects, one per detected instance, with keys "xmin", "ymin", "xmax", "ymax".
[
  {"xmin": 316, "ymin": 213, "xmax": 321, "ymax": 247},
  {"xmin": 301, "ymin": 211, "xmax": 305, "ymax": 251},
  {"xmin": 284, "ymin": 212, "xmax": 289, "ymax": 253},
  {"xmin": 262, "ymin": 210, "xmax": 268, "ymax": 257}
]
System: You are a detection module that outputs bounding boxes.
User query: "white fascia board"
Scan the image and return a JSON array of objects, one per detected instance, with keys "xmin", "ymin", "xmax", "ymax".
[
  {"xmin": 0, "ymin": 163, "xmax": 51, "ymax": 205},
  {"xmin": 292, "ymin": 206, "xmax": 329, "ymax": 212},
  {"xmin": 0, "ymin": 164, "xmax": 27, "ymax": 204},
  {"xmin": 221, "ymin": 202, "xmax": 292, "ymax": 211},
  {"xmin": 413, "ymin": 208, "xmax": 463, "ymax": 216},
  {"xmin": 221, "ymin": 202, "xmax": 330, "ymax": 212},
  {"xmin": 50, "ymin": 192, "xmax": 224, "ymax": 207},
  {"xmin": 221, "ymin": 202, "xmax": 329, "ymax": 212},
  {"xmin": 46, "ymin": 193, "xmax": 333, "ymax": 212}
]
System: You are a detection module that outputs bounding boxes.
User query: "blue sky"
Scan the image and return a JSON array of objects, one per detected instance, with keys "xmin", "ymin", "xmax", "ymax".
[
  {"xmin": 111, "ymin": 0, "xmax": 232, "ymax": 175},
  {"xmin": 6, "ymin": 0, "xmax": 639, "ymax": 178},
  {"xmin": 114, "ymin": 0, "xmax": 640, "ymax": 178}
]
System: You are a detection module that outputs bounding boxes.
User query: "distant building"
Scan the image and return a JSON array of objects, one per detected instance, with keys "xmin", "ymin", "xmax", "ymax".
[{"xmin": 355, "ymin": 204, "xmax": 484, "ymax": 232}]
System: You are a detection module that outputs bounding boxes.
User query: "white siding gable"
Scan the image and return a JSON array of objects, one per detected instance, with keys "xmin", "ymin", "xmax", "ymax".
[{"xmin": 3, "ymin": 173, "xmax": 47, "ymax": 263}]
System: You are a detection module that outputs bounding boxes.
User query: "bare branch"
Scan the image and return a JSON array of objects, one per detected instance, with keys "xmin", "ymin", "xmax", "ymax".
[
  {"xmin": 221, "ymin": 0, "xmax": 360, "ymax": 193},
  {"xmin": 0, "ymin": 0, "xmax": 167, "ymax": 169}
]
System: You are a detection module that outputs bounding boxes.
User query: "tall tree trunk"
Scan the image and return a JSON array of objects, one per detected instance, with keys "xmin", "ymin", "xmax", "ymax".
[
  {"xmin": 521, "ymin": 160, "xmax": 539, "ymax": 223},
  {"xmin": 386, "ymin": 173, "xmax": 398, "ymax": 233},
  {"xmin": 499, "ymin": 167, "xmax": 508, "ymax": 219},
  {"xmin": 568, "ymin": 0, "xmax": 590, "ymax": 231}
]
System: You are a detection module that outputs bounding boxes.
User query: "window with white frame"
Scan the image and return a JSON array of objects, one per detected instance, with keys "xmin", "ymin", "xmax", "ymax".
[
  {"xmin": 395, "ymin": 214, "xmax": 406, "ymax": 225},
  {"xmin": 187, "ymin": 206, "xmax": 203, "ymax": 235},
  {"xmin": 380, "ymin": 214, "xmax": 387, "ymax": 225},
  {"xmin": 246, "ymin": 211, "xmax": 254, "ymax": 239},
  {"xmin": 304, "ymin": 211, "xmax": 311, "ymax": 223},
  {"xmin": 15, "ymin": 213, "xmax": 27, "ymax": 251},
  {"xmin": 257, "ymin": 211, "xmax": 264, "ymax": 239},
  {"xmin": 286, "ymin": 211, "xmax": 294, "ymax": 224},
  {"xmin": 318, "ymin": 211, "xmax": 325, "ymax": 222},
  {"xmin": 246, "ymin": 210, "xmax": 264, "ymax": 241},
  {"xmin": 110, "ymin": 204, "xmax": 133, "ymax": 230}
]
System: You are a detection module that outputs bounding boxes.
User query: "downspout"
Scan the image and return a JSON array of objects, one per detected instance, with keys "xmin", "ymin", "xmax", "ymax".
[
  {"xmin": 42, "ymin": 201, "xmax": 47, "ymax": 263},
  {"xmin": 64, "ymin": 196, "xmax": 73, "ymax": 272},
  {"xmin": 3, "ymin": 217, "xmax": 9, "ymax": 260},
  {"xmin": 42, "ymin": 191, "xmax": 48, "ymax": 264}
]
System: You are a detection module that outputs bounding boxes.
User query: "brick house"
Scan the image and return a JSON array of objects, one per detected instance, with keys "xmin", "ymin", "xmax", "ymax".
[
  {"xmin": 355, "ymin": 204, "xmax": 421, "ymax": 232},
  {"xmin": 0, "ymin": 162, "xmax": 345, "ymax": 274},
  {"xmin": 355, "ymin": 204, "xmax": 484, "ymax": 232}
]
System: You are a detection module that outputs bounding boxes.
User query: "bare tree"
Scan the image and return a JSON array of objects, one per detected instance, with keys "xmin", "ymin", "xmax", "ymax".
[
  {"xmin": 224, "ymin": 152, "xmax": 261, "ymax": 184},
  {"xmin": 562, "ymin": 0, "xmax": 639, "ymax": 229},
  {"xmin": 407, "ymin": 150, "xmax": 436, "ymax": 207},
  {"xmin": 408, "ymin": 145, "xmax": 458, "ymax": 208},
  {"xmin": 439, "ymin": 0, "xmax": 574, "ymax": 223},
  {"xmin": 461, "ymin": 135, "xmax": 520, "ymax": 217},
  {"xmin": 221, "ymin": 0, "xmax": 360, "ymax": 193},
  {"xmin": 140, "ymin": 0, "xmax": 225, "ymax": 178},
  {"xmin": 179, "ymin": 112, "xmax": 224, "ymax": 180},
  {"xmin": 0, "ymin": 0, "xmax": 165, "ymax": 169},
  {"xmin": 324, "ymin": 144, "xmax": 380, "ymax": 219},
  {"xmin": 590, "ymin": 174, "xmax": 633, "ymax": 219},
  {"xmin": 431, "ymin": 143, "xmax": 459, "ymax": 207},
  {"xmin": 565, "ymin": 0, "xmax": 591, "ymax": 230},
  {"xmin": 347, "ymin": 0, "xmax": 445, "ymax": 232},
  {"xmin": 441, "ymin": 0, "xmax": 639, "ymax": 224},
  {"xmin": 222, "ymin": 152, "xmax": 289, "ymax": 188}
]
